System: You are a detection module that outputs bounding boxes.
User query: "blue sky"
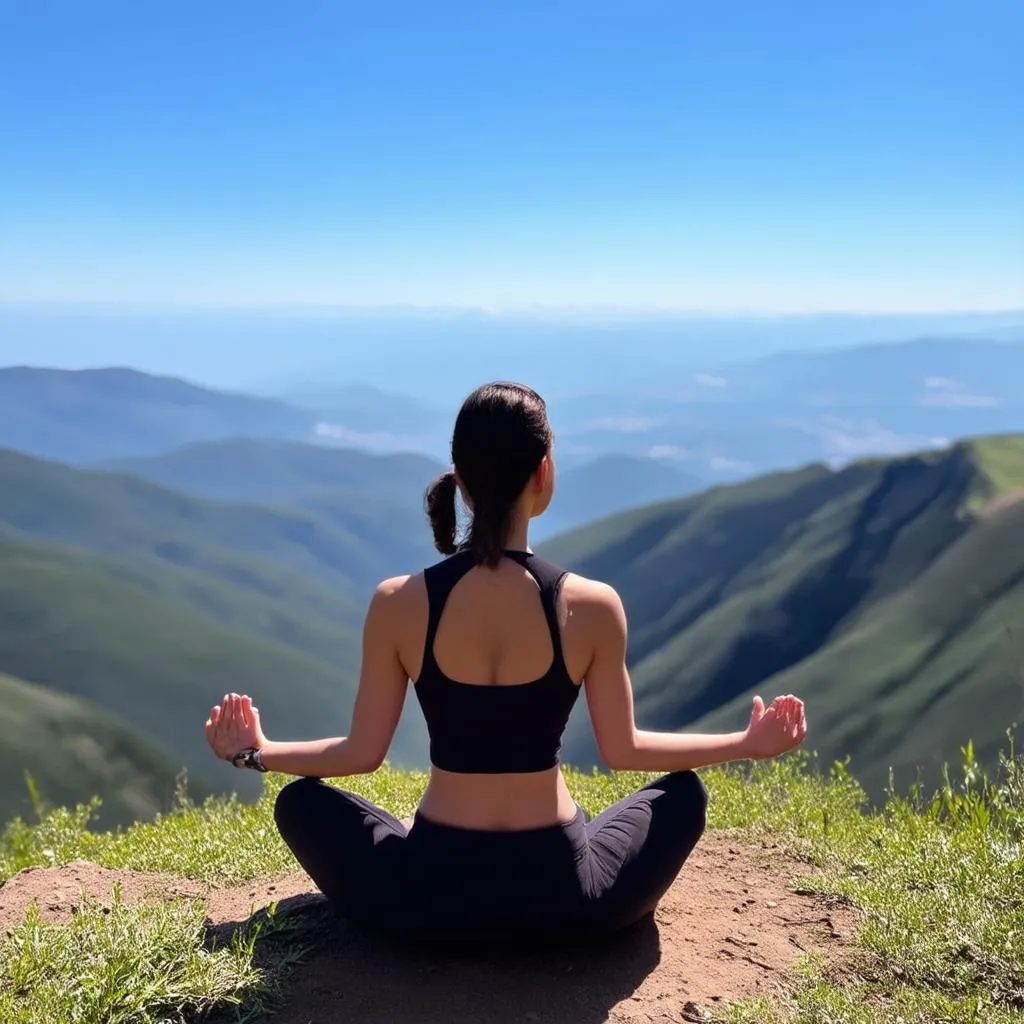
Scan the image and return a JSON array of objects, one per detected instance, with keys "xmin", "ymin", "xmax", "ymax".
[{"xmin": 1, "ymin": 0, "xmax": 1021, "ymax": 312}]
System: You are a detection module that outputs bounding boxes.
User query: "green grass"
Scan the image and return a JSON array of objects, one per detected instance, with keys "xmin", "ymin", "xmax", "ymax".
[
  {"xmin": 966, "ymin": 435, "xmax": 1024, "ymax": 510},
  {"xmin": 0, "ymin": 895, "xmax": 277, "ymax": 1024},
  {"xmin": 1, "ymin": 745, "xmax": 1021, "ymax": 1023}
]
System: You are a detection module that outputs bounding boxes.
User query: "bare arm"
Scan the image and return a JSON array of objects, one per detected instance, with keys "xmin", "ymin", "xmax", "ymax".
[
  {"xmin": 581, "ymin": 581, "xmax": 806, "ymax": 773},
  {"xmin": 205, "ymin": 578, "xmax": 410, "ymax": 777}
]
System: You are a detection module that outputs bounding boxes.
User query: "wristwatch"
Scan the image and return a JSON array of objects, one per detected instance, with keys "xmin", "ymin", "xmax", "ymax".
[{"xmin": 230, "ymin": 747, "xmax": 268, "ymax": 772}]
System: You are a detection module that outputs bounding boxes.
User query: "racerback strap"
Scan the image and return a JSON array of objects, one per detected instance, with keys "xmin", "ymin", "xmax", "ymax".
[{"xmin": 421, "ymin": 549, "xmax": 571, "ymax": 678}]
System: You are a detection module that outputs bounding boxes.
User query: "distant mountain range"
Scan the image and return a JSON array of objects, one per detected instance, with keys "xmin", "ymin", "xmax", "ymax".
[
  {"xmin": 548, "ymin": 336, "xmax": 1024, "ymax": 478},
  {"xmin": 5, "ymin": 335, "xmax": 1024, "ymax": 484},
  {"xmin": 4, "ymin": 302, "xmax": 1021, "ymax": 397},
  {"xmin": 0, "ymin": 366, "xmax": 317, "ymax": 463}
]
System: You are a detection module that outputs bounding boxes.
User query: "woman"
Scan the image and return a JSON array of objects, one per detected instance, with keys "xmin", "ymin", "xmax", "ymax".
[{"xmin": 205, "ymin": 381, "xmax": 807, "ymax": 947}]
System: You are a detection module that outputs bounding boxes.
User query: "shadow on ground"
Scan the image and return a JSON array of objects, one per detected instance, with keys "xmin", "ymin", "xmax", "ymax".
[{"xmin": 213, "ymin": 894, "xmax": 664, "ymax": 1024}]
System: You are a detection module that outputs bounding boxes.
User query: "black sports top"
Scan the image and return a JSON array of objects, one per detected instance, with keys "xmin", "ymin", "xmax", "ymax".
[{"xmin": 411, "ymin": 548, "xmax": 582, "ymax": 774}]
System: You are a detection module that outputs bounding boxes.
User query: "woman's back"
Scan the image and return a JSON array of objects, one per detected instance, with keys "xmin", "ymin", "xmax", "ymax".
[{"xmin": 389, "ymin": 548, "xmax": 596, "ymax": 830}]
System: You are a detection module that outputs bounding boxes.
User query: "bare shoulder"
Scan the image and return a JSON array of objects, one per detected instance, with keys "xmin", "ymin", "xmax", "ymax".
[
  {"xmin": 370, "ymin": 572, "xmax": 426, "ymax": 610},
  {"xmin": 560, "ymin": 572, "xmax": 627, "ymax": 630}
]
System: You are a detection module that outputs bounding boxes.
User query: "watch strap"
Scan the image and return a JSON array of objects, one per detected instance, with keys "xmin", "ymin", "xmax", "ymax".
[{"xmin": 230, "ymin": 746, "xmax": 268, "ymax": 772}]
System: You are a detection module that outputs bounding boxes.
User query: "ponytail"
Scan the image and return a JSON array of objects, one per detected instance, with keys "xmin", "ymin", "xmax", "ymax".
[{"xmin": 424, "ymin": 470, "xmax": 459, "ymax": 556}]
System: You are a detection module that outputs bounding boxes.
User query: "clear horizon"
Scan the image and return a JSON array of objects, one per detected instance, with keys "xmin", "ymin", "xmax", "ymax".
[
  {"xmin": 1, "ymin": 1, "xmax": 1021, "ymax": 313},
  {"xmin": 3, "ymin": 299, "xmax": 1024, "ymax": 318}
]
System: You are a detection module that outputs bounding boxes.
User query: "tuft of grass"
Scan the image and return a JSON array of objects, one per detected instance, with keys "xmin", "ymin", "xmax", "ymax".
[{"xmin": 0, "ymin": 886, "xmax": 278, "ymax": 1024}]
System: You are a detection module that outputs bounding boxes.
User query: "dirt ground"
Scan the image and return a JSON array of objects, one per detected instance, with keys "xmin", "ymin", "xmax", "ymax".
[{"xmin": 0, "ymin": 831, "xmax": 855, "ymax": 1023}]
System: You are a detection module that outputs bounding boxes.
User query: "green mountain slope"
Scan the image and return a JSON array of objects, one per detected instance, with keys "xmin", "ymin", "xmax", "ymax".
[
  {"xmin": 0, "ymin": 673, "xmax": 206, "ymax": 830},
  {"xmin": 99, "ymin": 437, "xmax": 443, "ymax": 506},
  {"xmin": 0, "ymin": 448, "xmax": 437, "ymax": 601},
  {"xmin": 0, "ymin": 447, "xmax": 371, "ymax": 669},
  {"xmin": 0, "ymin": 536, "xmax": 368, "ymax": 807},
  {"xmin": 545, "ymin": 435, "xmax": 1024, "ymax": 796},
  {"xmin": 96, "ymin": 438, "xmax": 444, "ymax": 588},
  {"xmin": 692, "ymin": 495, "xmax": 1024, "ymax": 795}
]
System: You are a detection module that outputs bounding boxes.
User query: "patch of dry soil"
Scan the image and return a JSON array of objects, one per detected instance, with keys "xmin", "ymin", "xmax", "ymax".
[{"xmin": 0, "ymin": 831, "xmax": 855, "ymax": 1023}]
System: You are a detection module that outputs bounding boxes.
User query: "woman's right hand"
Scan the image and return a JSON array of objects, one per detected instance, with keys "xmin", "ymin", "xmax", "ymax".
[
  {"xmin": 741, "ymin": 694, "xmax": 807, "ymax": 759},
  {"xmin": 205, "ymin": 692, "xmax": 266, "ymax": 761}
]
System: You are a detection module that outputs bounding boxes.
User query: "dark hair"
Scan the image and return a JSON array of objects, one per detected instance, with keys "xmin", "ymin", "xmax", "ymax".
[{"xmin": 424, "ymin": 381, "xmax": 552, "ymax": 568}]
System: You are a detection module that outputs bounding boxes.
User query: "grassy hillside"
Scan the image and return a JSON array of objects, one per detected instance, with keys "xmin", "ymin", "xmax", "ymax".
[
  {"xmin": 546, "ymin": 435, "xmax": 1024, "ymax": 796},
  {"xmin": 0, "ymin": 674, "xmax": 205, "ymax": 829},
  {"xmin": 0, "ymin": 366, "xmax": 316, "ymax": 463},
  {"xmin": 0, "ymin": 535, "xmax": 374, "ymax": 812},
  {"xmin": 0, "ymin": 447, "xmax": 437, "ymax": 600}
]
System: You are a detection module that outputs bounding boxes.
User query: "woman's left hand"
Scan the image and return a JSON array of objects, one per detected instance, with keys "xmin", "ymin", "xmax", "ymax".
[{"xmin": 205, "ymin": 693, "xmax": 267, "ymax": 761}]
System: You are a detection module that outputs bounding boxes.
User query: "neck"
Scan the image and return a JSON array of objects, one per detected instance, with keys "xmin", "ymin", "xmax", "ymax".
[{"xmin": 504, "ymin": 515, "xmax": 531, "ymax": 552}]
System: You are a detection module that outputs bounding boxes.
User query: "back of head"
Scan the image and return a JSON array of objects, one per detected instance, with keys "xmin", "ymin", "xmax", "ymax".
[{"xmin": 425, "ymin": 381, "xmax": 552, "ymax": 568}]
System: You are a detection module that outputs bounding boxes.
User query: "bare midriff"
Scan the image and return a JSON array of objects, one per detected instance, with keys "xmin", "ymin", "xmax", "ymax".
[{"xmin": 416, "ymin": 764, "xmax": 580, "ymax": 831}]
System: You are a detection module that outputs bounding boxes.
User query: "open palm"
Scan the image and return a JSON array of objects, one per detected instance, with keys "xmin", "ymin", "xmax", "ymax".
[
  {"xmin": 743, "ymin": 694, "xmax": 807, "ymax": 759},
  {"xmin": 205, "ymin": 693, "xmax": 266, "ymax": 761}
]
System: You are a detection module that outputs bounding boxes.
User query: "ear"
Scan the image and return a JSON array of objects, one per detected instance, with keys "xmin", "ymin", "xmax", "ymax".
[{"xmin": 534, "ymin": 454, "xmax": 551, "ymax": 491}]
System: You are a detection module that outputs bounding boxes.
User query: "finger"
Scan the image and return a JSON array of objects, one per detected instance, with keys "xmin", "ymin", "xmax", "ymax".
[
  {"xmin": 777, "ymin": 699, "xmax": 791, "ymax": 738},
  {"xmin": 784, "ymin": 698, "xmax": 798, "ymax": 736},
  {"xmin": 750, "ymin": 695, "xmax": 765, "ymax": 722},
  {"xmin": 241, "ymin": 694, "xmax": 254, "ymax": 728}
]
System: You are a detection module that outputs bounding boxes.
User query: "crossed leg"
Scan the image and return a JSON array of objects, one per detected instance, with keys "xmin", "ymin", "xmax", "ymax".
[{"xmin": 582, "ymin": 769, "xmax": 709, "ymax": 933}]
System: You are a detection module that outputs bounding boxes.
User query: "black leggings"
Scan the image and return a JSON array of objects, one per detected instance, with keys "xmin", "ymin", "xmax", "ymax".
[{"xmin": 274, "ymin": 770, "xmax": 708, "ymax": 947}]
